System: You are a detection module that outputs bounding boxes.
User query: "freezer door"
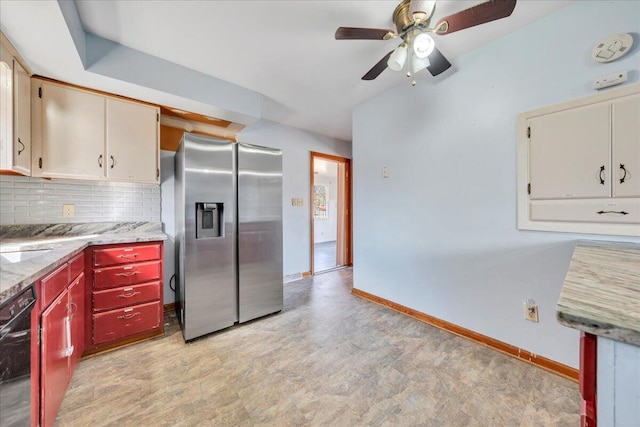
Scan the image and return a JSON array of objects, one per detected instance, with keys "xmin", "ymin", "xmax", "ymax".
[
  {"xmin": 180, "ymin": 133, "xmax": 237, "ymax": 340},
  {"xmin": 238, "ymin": 143, "xmax": 283, "ymax": 323}
]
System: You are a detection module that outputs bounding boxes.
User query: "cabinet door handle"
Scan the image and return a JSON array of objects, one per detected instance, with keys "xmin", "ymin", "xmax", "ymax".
[
  {"xmin": 110, "ymin": 155, "xmax": 115, "ymax": 169},
  {"xmin": 69, "ymin": 302, "xmax": 78, "ymax": 315},
  {"xmin": 64, "ymin": 316, "xmax": 74, "ymax": 357},
  {"xmin": 596, "ymin": 210, "xmax": 629, "ymax": 215},
  {"xmin": 118, "ymin": 291, "xmax": 141, "ymax": 298},
  {"xmin": 117, "ymin": 312, "xmax": 140, "ymax": 320},
  {"xmin": 599, "ymin": 165, "xmax": 605, "ymax": 185},
  {"xmin": 116, "ymin": 271, "xmax": 140, "ymax": 277},
  {"xmin": 619, "ymin": 164, "xmax": 628, "ymax": 184},
  {"xmin": 98, "ymin": 154, "xmax": 103, "ymax": 168},
  {"xmin": 117, "ymin": 253, "xmax": 139, "ymax": 259},
  {"xmin": 17, "ymin": 138, "xmax": 25, "ymax": 155}
]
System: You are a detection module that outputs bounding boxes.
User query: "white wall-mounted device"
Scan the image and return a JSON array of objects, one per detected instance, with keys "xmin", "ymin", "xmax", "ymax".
[
  {"xmin": 592, "ymin": 33, "xmax": 633, "ymax": 63},
  {"xmin": 593, "ymin": 71, "xmax": 628, "ymax": 90}
]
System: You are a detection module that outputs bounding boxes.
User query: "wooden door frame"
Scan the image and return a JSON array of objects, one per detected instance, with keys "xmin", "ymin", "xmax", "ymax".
[{"xmin": 310, "ymin": 152, "xmax": 352, "ymax": 274}]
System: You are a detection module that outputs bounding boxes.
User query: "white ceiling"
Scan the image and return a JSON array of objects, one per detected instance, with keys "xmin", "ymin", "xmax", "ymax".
[{"xmin": 2, "ymin": 1, "xmax": 572, "ymax": 141}]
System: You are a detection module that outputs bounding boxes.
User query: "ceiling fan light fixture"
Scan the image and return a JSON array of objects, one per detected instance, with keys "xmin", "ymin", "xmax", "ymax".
[
  {"xmin": 412, "ymin": 55, "xmax": 430, "ymax": 74},
  {"xmin": 387, "ymin": 44, "xmax": 408, "ymax": 71},
  {"xmin": 413, "ymin": 32, "xmax": 434, "ymax": 59}
]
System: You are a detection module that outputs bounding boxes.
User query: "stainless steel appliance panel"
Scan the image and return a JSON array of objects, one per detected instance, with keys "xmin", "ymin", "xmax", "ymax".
[
  {"xmin": 237, "ymin": 143, "xmax": 283, "ymax": 323},
  {"xmin": 0, "ymin": 284, "xmax": 37, "ymax": 427},
  {"xmin": 179, "ymin": 133, "xmax": 237, "ymax": 340},
  {"xmin": 175, "ymin": 140, "xmax": 186, "ymax": 328}
]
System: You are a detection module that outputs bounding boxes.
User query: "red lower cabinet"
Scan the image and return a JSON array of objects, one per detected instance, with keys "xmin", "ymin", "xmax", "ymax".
[
  {"xmin": 40, "ymin": 289, "xmax": 71, "ymax": 427},
  {"xmin": 93, "ymin": 301, "xmax": 162, "ymax": 345},
  {"xmin": 580, "ymin": 332, "xmax": 597, "ymax": 427},
  {"xmin": 37, "ymin": 253, "xmax": 85, "ymax": 427},
  {"xmin": 86, "ymin": 242, "xmax": 164, "ymax": 354}
]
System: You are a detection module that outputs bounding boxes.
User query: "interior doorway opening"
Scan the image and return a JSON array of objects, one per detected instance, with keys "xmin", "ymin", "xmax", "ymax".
[{"xmin": 311, "ymin": 152, "xmax": 352, "ymax": 274}]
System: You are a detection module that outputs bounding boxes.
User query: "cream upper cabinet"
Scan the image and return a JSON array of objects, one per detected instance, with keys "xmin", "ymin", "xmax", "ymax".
[
  {"xmin": 517, "ymin": 83, "xmax": 640, "ymax": 237},
  {"xmin": 32, "ymin": 79, "xmax": 160, "ymax": 183},
  {"xmin": 12, "ymin": 60, "xmax": 31, "ymax": 174},
  {"xmin": 529, "ymin": 102, "xmax": 611, "ymax": 200},
  {"xmin": 612, "ymin": 94, "xmax": 640, "ymax": 198},
  {"xmin": 37, "ymin": 81, "xmax": 104, "ymax": 179},
  {"xmin": 0, "ymin": 35, "xmax": 31, "ymax": 175},
  {"xmin": 106, "ymin": 98, "xmax": 159, "ymax": 183}
]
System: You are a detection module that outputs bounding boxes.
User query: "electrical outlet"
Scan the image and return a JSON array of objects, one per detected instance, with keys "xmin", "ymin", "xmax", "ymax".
[
  {"xmin": 523, "ymin": 302, "xmax": 539, "ymax": 322},
  {"xmin": 62, "ymin": 204, "xmax": 75, "ymax": 218},
  {"xmin": 292, "ymin": 198, "xmax": 298, "ymax": 206},
  {"xmin": 297, "ymin": 198, "xmax": 304, "ymax": 207},
  {"xmin": 382, "ymin": 166, "xmax": 389, "ymax": 178}
]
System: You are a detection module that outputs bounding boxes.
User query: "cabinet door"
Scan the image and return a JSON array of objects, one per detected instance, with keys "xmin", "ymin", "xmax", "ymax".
[
  {"xmin": 41, "ymin": 289, "xmax": 70, "ymax": 427},
  {"xmin": 612, "ymin": 93, "xmax": 640, "ymax": 198},
  {"xmin": 40, "ymin": 82, "xmax": 105, "ymax": 179},
  {"xmin": 106, "ymin": 98, "xmax": 159, "ymax": 183},
  {"xmin": 68, "ymin": 273, "xmax": 85, "ymax": 377},
  {"xmin": 12, "ymin": 59, "xmax": 30, "ymax": 175},
  {"xmin": 529, "ymin": 102, "xmax": 611, "ymax": 200}
]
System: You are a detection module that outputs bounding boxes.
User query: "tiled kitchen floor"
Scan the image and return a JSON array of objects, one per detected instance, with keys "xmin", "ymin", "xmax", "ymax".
[
  {"xmin": 56, "ymin": 268, "xmax": 579, "ymax": 426},
  {"xmin": 314, "ymin": 241, "xmax": 338, "ymax": 272}
]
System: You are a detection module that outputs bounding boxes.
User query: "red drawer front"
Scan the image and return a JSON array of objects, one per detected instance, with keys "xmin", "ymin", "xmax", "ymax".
[
  {"xmin": 93, "ymin": 244, "xmax": 161, "ymax": 267},
  {"xmin": 93, "ymin": 301, "xmax": 161, "ymax": 345},
  {"xmin": 93, "ymin": 261, "xmax": 161, "ymax": 289},
  {"xmin": 69, "ymin": 252, "xmax": 84, "ymax": 282},
  {"xmin": 41, "ymin": 263, "xmax": 69, "ymax": 308},
  {"xmin": 93, "ymin": 281, "xmax": 161, "ymax": 312}
]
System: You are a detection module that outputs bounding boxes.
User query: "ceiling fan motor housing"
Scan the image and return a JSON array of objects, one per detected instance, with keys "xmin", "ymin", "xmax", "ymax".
[{"xmin": 393, "ymin": 0, "xmax": 418, "ymax": 33}]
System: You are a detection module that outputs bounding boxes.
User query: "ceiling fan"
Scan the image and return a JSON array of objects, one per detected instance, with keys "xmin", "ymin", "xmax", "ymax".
[{"xmin": 335, "ymin": 0, "xmax": 517, "ymax": 85}]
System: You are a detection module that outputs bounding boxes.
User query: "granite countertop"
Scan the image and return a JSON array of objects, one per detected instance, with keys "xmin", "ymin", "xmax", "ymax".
[
  {"xmin": 0, "ymin": 222, "xmax": 167, "ymax": 304},
  {"xmin": 557, "ymin": 240, "xmax": 640, "ymax": 346}
]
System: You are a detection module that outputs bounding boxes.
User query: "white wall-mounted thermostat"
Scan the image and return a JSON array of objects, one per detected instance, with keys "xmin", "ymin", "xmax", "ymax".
[{"xmin": 592, "ymin": 33, "xmax": 633, "ymax": 63}]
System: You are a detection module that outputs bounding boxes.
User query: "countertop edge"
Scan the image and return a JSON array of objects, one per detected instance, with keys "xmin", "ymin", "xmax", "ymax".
[{"xmin": 0, "ymin": 232, "xmax": 167, "ymax": 304}]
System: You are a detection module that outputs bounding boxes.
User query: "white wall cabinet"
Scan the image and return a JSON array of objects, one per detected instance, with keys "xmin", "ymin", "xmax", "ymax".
[
  {"xmin": 106, "ymin": 98, "xmax": 159, "ymax": 182},
  {"xmin": 612, "ymin": 95, "xmax": 640, "ymax": 199},
  {"xmin": 0, "ymin": 36, "xmax": 31, "ymax": 175},
  {"xmin": 32, "ymin": 79, "xmax": 160, "ymax": 184},
  {"xmin": 518, "ymin": 84, "xmax": 640, "ymax": 237}
]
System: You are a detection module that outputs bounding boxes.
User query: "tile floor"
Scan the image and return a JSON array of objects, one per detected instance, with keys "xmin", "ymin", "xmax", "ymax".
[
  {"xmin": 314, "ymin": 241, "xmax": 338, "ymax": 272},
  {"xmin": 56, "ymin": 268, "xmax": 579, "ymax": 426}
]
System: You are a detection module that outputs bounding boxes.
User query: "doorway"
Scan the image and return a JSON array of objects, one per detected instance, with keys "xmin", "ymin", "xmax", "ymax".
[{"xmin": 310, "ymin": 152, "xmax": 352, "ymax": 274}]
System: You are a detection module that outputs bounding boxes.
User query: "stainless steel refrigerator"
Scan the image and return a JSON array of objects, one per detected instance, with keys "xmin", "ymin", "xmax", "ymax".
[{"xmin": 174, "ymin": 133, "xmax": 283, "ymax": 341}]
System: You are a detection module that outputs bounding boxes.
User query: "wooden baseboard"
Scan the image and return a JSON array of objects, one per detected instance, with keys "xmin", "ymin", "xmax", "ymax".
[
  {"xmin": 351, "ymin": 288, "xmax": 578, "ymax": 382},
  {"xmin": 164, "ymin": 302, "xmax": 175, "ymax": 312},
  {"xmin": 302, "ymin": 271, "xmax": 313, "ymax": 278}
]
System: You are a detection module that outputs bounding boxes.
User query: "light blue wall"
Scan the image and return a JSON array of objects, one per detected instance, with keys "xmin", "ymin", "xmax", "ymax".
[{"xmin": 352, "ymin": 1, "xmax": 640, "ymax": 368}]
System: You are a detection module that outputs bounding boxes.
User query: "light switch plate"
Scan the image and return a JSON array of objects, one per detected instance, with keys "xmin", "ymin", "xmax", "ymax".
[{"xmin": 62, "ymin": 204, "xmax": 75, "ymax": 217}]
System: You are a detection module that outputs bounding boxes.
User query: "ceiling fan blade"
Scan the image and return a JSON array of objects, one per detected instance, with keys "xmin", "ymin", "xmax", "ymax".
[
  {"xmin": 426, "ymin": 47, "xmax": 451, "ymax": 76},
  {"xmin": 434, "ymin": 0, "xmax": 517, "ymax": 35},
  {"xmin": 335, "ymin": 27, "xmax": 394, "ymax": 40},
  {"xmin": 362, "ymin": 51, "xmax": 394, "ymax": 80}
]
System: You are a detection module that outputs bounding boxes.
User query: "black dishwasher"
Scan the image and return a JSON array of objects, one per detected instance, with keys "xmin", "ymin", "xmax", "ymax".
[{"xmin": 0, "ymin": 284, "xmax": 37, "ymax": 427}]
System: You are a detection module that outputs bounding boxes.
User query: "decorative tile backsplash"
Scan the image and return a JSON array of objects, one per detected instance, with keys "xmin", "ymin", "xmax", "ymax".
[{"xmin": 0, "ymin": 175, "xmax": 161, "ymax": 225}]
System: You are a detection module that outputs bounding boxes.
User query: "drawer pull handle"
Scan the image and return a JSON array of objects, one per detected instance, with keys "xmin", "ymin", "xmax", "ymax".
[
  {"xmin": 597, "ymin": 210, "xmax": 629, "ymax": 215},
  {"xmin": 117, "ymin": 312, "xmax": 141, "ymax": 320},
  {"xmin": 118, "ymin": 292, "xmax": 141, "ymax": 298},
  {"xmin": 117, "ymin": 271, "xmax": 140, "ymax": 277},
  {"xmin": 599, "ymin": 165, "xmax": 605, "ymax": 185},
  {"xmin": 117, "ymin": 253, "xmax": 139, "ymax": 259}
]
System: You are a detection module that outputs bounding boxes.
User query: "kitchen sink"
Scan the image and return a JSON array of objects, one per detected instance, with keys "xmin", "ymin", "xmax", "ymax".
[{"xmin": 0, "ymin": 249, "xmax": 53, "ymax": 264}]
